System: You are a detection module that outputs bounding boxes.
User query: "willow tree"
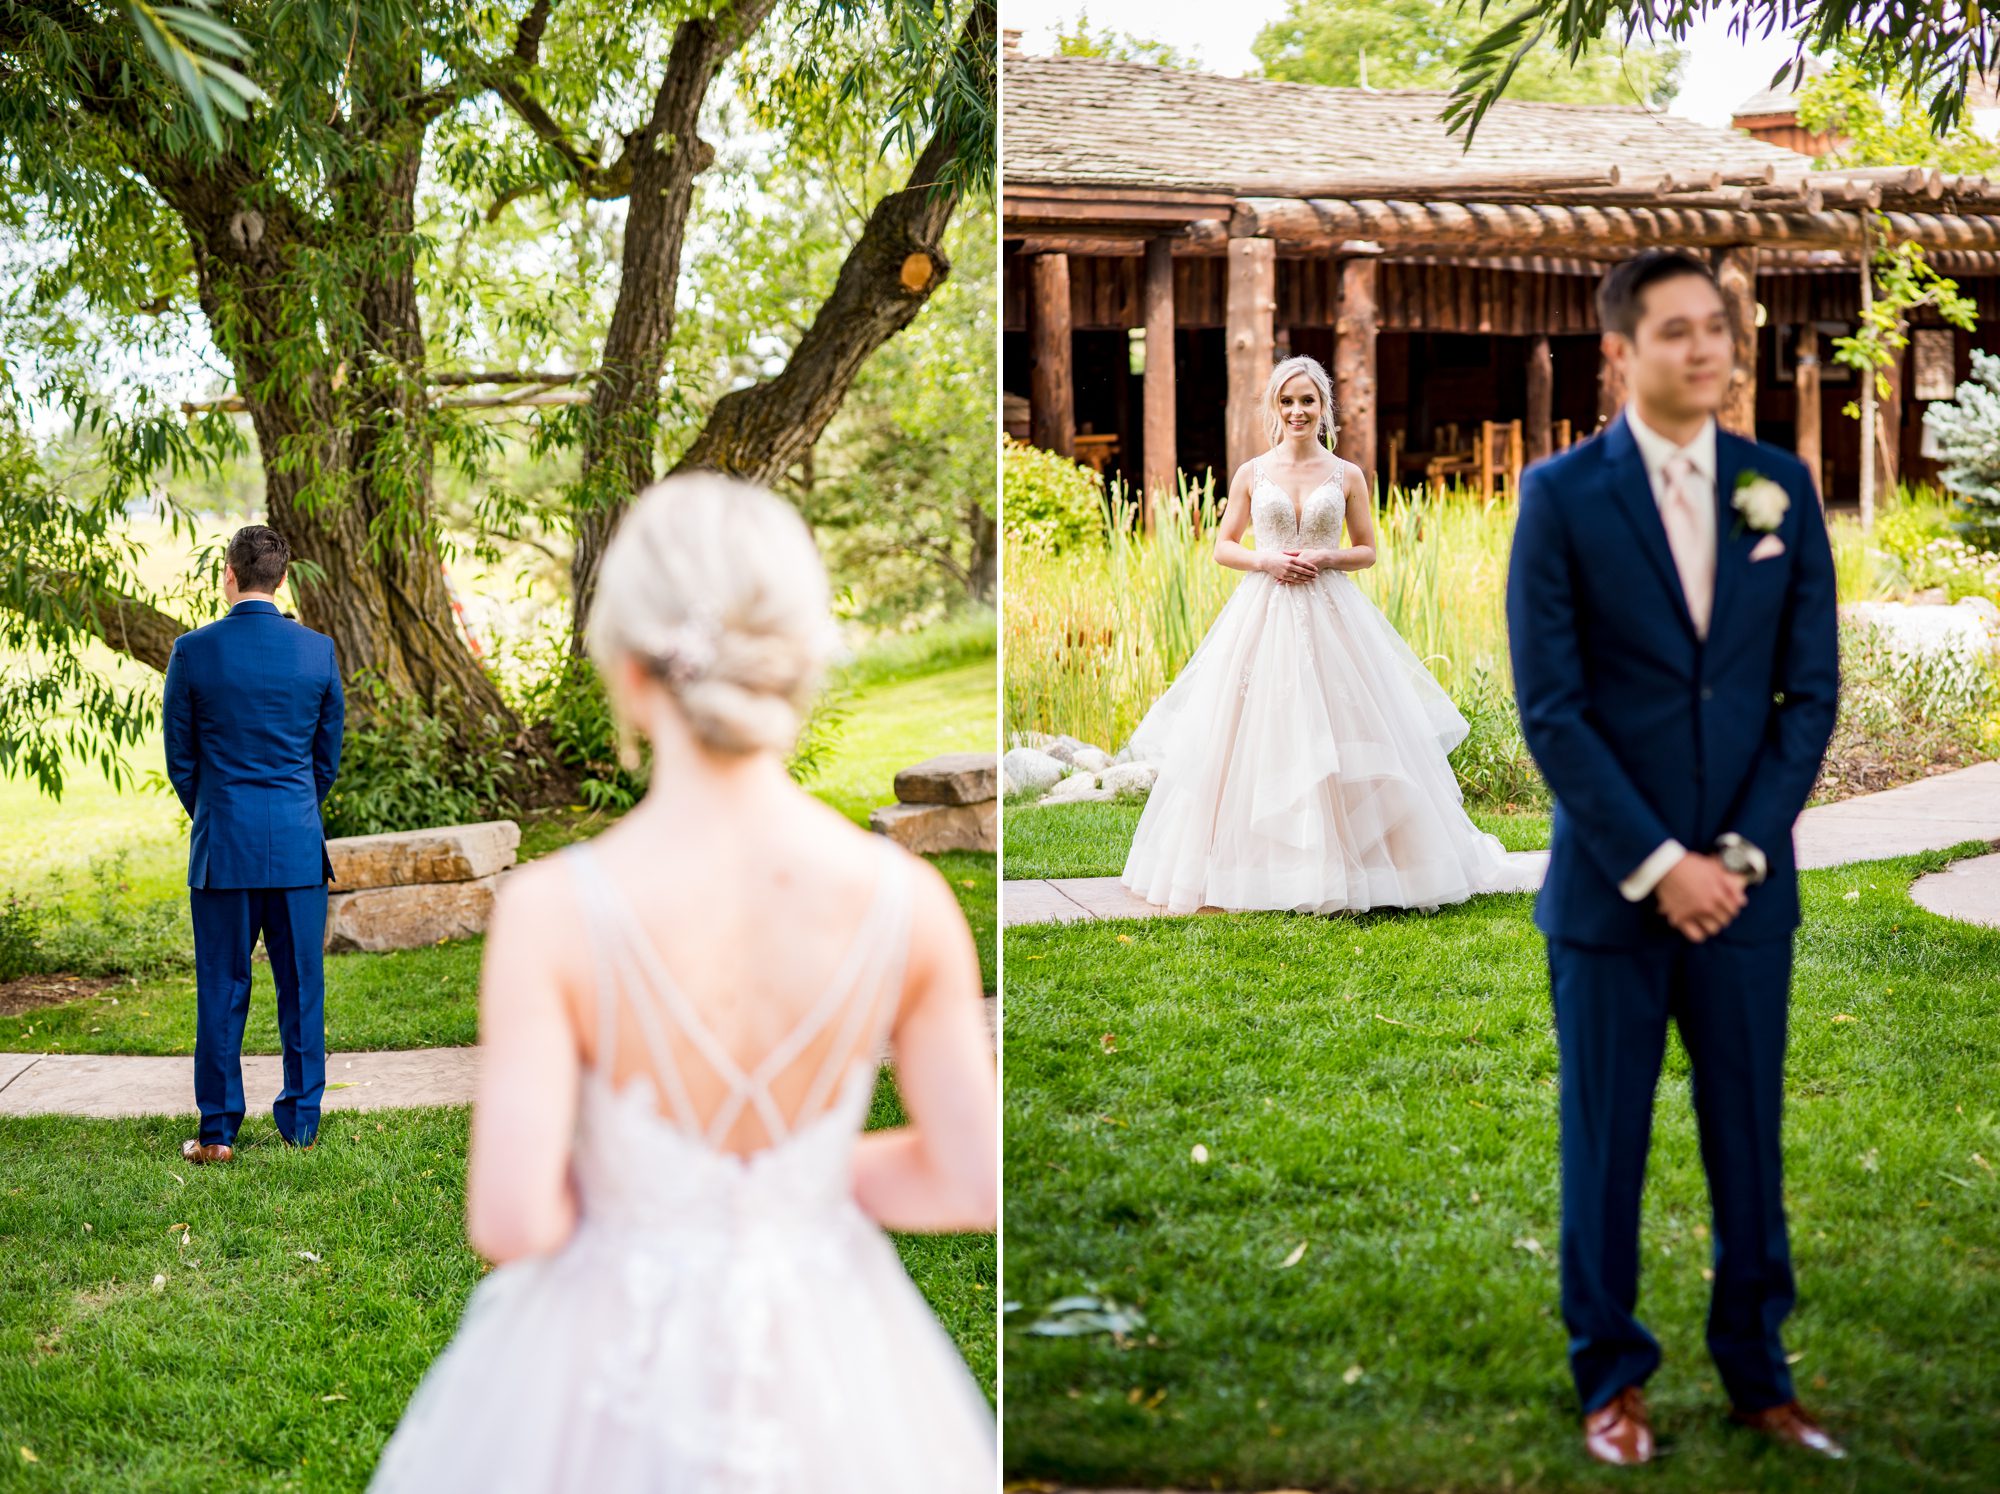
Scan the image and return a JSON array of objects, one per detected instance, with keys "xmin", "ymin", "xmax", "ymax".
[
  {"xmin": 0, "ymin": 0, "xmax": 993, "ymax": 798},
  {"xmin": 1445, "ymin": 0, "xmax": 2000, "ymax": 142}
]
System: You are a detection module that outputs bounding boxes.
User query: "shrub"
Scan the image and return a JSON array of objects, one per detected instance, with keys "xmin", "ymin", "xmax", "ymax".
[
  {"xmin": 34, "ymin": 852, "xmax": 192, "ymax": 979},
  {"xmin": 1921, "ymin": 348, "xmax": 2000, "ymax": 549},
  {"xmin": 1003, "ymin": 437, "xmax": 1108, "ymax": 555},
  {"xmin": 0, "ymin": 892, "xmax": 47, "ymax": 983},
  {"xmin": 320, "ymin": 671, "xmax": 530, "ymax": 838},
  {"xmin": 509, "ymin": 643, "xmax": 646, "ymax": 814}
]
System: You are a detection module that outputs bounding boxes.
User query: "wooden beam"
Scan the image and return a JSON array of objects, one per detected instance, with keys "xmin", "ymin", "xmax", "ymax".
[
  {"xmin": 1230, "ymin": 198, "xmax": 2000, "ymax": 254},
  {"xmin": 1334, "ymin": 254, "xmax": 1380, "ymax": 492},
  {"xmin": 1716, "ymin": 245, "xmax": 1759, "ymax": 437},
  {"xmin": 1143, "ymin": 236, "xmax": 1178, "ymax": 525},
  {"xmin": 1225, "ymin": 237, "xmax": 1277, "ymax": 478},
  {"xmin": 1526, "ymin": 333, "xmax": 1553, "ymax": 464},
  {"xmin": 1795, "ymin": 322, "xmax": 1823, "ymax": 502},
  {"xmin": 1027, "ymin": 252, "xmax": 1075, "ymax": 458}
]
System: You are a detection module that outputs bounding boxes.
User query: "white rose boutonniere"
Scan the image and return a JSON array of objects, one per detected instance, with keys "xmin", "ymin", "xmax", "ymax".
[{"xmin": 1732, "ymin": 472, "xmax": 1789, "ymax": 535}]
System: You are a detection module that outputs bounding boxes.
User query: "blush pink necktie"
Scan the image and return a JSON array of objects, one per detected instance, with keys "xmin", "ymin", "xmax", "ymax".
[{"xmin": 1659, "ymin": 452, "xmax": 1713, "ymax": 637}]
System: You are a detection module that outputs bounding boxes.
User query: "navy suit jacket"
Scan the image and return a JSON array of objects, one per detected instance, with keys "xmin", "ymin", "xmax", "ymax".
[
  {"xmin": 1505, "ymin": 413, "xmax": 1840, "ymax": 948},
  {"xmin": 163, "ymin": 599, "xmax": 344, "ymax": 890}
]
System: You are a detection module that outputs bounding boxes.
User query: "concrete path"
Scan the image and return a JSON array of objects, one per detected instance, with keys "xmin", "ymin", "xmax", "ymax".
[
  {"xmin": 1004, "ymin": 761, "xmax": 2000, "ymax": 928},
  {"xmin": 0, "ymin": 1047, "xmax": 480, "ymax": 1120},
  {"xmin": 0, "ymin": 998, "xmax": 998, "ymax": 1121},
  {"xmin": 1910, "ymin": 849, "xmax": 2000, "ymax": 929}
]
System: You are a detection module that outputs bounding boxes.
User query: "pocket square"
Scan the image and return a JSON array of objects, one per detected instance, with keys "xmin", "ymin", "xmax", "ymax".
[{"xmin": 1748, "ymin": 534, "xmax": 1786, "ymax": 561}]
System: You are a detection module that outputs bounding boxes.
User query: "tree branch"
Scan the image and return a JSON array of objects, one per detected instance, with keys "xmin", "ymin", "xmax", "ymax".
[
  {"xmin": 16, "ymin": 572, "xmax": 192, "ymax": 673},
  {"xmin": 672, "ymin": 1, "xmax": 995, "ymax": 483}
]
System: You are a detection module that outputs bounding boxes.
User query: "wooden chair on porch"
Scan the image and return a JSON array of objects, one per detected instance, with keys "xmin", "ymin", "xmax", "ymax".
[{"xmin": 1477, "ymin": 419, "xmax": 1525, "ymax": 504}]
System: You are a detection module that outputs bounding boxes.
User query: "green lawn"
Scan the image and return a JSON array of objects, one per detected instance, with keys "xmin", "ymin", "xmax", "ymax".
[
  {"xmin": 0, "ymin": 1075, "xmax": 994, "ymax": 1492},
  {"xmin": 1002, "ymin": 846, "xmax": 2000, "ymax": 1491},
  {"xmin": 1002, "ymin": 801, "xmax": 1551, "ymax": 881},
  {"xmin": 811, "ymin": 659, "xmax": 995, "ymax": 826}
]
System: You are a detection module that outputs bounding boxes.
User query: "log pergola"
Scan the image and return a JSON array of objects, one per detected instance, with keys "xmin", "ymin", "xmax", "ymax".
[{"xmin": 1002, "ymin": 52, "xmax": 2000, "ymax": 517}]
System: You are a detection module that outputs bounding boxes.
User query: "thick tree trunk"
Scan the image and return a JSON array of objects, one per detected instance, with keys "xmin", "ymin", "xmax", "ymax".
[
  {"xmin": 566, "ymin": 0, "xmax": 783, "ymax": 652},
  {"xmin": 967, "ymin": 496, "xmax": 997, "ymax": 605},
  {"xmin": 131, "ymin": 59, "xmax": 577, "ymax": 802}
]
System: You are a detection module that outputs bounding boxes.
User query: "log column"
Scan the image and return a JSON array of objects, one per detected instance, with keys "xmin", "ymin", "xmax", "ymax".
[
  {"xmin": 1027, "ymin": 252, "xmax": 1074, "ymax": 458},
  {"xmin": 1597, "ymin": 339, "xmax": 1628, "ymax": 427},
  {"xmin": 1716, "ymin": 245, "xmax": 1759, "ymax": 437},
  {"xmin": 1333, "ymin": 249, "xmax": 1380, "ymax": 493},
  {"xmin": 1526, "ymin": 332, "xmax": 1554, "ymax": 463},
  {"xmin": 1142, "ymin": 236, "xmax": 1177, "ymax": 526},
  {"xmin": 1795, "ymin": 322, "xmax": 1823, "ymax": 501},
  {"xmin": 1225, "ymin": 236, "xmax": 1277, "ymax": 477}
]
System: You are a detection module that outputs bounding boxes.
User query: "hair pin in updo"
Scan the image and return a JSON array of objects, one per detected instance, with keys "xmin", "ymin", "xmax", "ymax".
[{"xmin": 645, "ymin": 610, "xmax": 720, "ymax": 686}]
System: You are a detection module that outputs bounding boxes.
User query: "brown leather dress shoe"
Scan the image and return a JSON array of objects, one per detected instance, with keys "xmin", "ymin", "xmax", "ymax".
[
  {"xmin": 180, "ymin": 1139, "xmax": 234, "ymax": 1165},
  {"xmin": 1730, "ymin": 1400, "xmax": 1846, "ymax": 1459},
  {"xmin": 1584, "ymin": 1385, "xmax": 1655, "ymax": 1466}
]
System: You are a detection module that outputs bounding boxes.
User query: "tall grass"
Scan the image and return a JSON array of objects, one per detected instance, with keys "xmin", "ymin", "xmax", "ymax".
[{"xmin": 1003, "ymin": 474, "xmax": 1237, "ymax": 752}]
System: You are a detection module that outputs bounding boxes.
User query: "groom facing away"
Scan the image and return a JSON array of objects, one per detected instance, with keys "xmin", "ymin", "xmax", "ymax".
[
  {"xmin": 1506, "ymin": 250, "xmax": 1841, "ymax": 1466},
  {"xmin": 164, "ymin": 526, "xmax": 344, "ymax": 1165}
]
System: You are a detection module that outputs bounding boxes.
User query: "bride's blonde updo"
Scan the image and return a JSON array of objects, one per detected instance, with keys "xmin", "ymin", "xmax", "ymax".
[
  {"xmin": 1263, "ymin": 355, "xmax": 1338, "ymax": 448},
  {"xmin": 585, "ymin": 472, "xmax": 838, "ymax": 762}
]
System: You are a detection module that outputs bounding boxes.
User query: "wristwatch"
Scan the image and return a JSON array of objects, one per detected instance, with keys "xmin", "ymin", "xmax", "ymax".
[{"xmin": 1714, "ymin": 832, "xmax": 1768, "ymax": 885}]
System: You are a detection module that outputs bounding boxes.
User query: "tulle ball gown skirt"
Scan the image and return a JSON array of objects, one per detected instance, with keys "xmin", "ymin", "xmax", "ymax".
[
  {"xmin": 367, "ymin": 1207, "xmax": 995, "ymax": 1493},
  {"xmin": 1120, "ymin": 569, "xmax": 1512, "ymax": 915}
]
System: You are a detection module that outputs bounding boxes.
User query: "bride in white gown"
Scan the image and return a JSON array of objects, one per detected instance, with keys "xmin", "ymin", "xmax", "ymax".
[
  {"xmin": 370, "ymin": 475, "xmax": 996, "ymax": 1492},
  {"xmin": 1122, "ymin": 355, "xmax": 1512, "ymax": 915}
]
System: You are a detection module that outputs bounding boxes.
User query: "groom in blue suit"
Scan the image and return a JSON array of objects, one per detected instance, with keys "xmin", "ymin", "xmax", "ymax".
[
  {"xmin": 164, "ymin": 526, "xmax": 343, "ymax": 1164},
  {"xmin": 1506, "ymin": 252, "xmax": 1841, "ymax": 1465}
]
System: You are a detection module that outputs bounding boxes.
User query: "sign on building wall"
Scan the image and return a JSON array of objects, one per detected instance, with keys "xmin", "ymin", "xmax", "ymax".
[{"xmin": 1913, "ymin": 327, "xmax": 1958, "ymax": 401}]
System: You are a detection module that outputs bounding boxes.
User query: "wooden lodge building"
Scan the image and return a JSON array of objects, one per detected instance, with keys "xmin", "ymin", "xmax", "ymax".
[{"xmin": 1001, "ymin": 43, "xmax": 2000, "ymax": 513}]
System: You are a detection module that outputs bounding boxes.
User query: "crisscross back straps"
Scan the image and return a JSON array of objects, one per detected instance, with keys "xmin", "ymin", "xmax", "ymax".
[{"xmin": 567, "ymin": 838, "xmax": 912, "ymax": 1147}]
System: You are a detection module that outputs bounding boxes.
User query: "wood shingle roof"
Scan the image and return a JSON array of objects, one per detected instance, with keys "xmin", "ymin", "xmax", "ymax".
[{"xmin": 1004, "ymin": 54, "xmax": 1812, "ymax": 194}]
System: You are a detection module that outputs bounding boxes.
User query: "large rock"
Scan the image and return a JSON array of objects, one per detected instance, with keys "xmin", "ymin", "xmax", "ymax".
[
  {"xmin": 1003, "ymin": 747, "xmax": 1066, "ymax": 798},
  {"xmin": 328, "ymin": 820, "xmax": 520, "ymax": 893},
  {"xmin": 1044, "ymin": 771, "xmax": 1108, "ymax": 804},
  {"xmin": 893, "ymin": 752, "xmax": 998, "ymax": 807},
  {"xmin": 324, "ymin": 875, "xmax": 502, "ymax": 954},
  {"xmin": 869, "ymin": 800, "xmax": 998, "ymax": 854},
  {"xmin": 1071, "ymin": 746, "xmax": 1113, "ymax": 774},
  {"xmin": 1100, "ymin": 762, "xmax": 1159, "ymax": 801}
]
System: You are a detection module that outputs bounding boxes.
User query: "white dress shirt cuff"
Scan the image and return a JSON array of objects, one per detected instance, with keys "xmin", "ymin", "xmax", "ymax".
[{"xmin": 1620, "ymin": 839, "xmax": 1688, "ymax": 902}]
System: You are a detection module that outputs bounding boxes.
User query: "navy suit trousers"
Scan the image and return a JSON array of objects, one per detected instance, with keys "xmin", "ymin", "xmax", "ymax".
[
  {"xmin": 190, "ymin": 885, "xmax": 329, "ymax": 1147},
  {"xmin": 1548, "ymin": 934, "xmax": 1797, "ymax": 1415}
]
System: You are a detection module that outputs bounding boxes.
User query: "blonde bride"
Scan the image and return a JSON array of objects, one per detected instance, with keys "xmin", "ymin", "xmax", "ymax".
[
  {"xmin": 1122, "ymin": 355, "xmax": 1511, "ymax": 914},
  {"xmin": 371, "ymin": 474, "xmax": 996, "ymax": 1492}
]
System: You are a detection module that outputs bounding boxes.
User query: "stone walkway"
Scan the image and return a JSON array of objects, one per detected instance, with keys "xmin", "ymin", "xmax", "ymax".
[
  {"xmin": 0, "ymin": 1047, "xmax": 480, "ymax": 1120},
  {"xmin": 1004, "ymin": 761, "xmax": 2000, "ymax": 928}
]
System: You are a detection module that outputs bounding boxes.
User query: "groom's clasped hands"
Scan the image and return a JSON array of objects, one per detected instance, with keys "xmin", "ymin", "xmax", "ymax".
[{"xmin": 1653, "ymin": 851, "xmax": 1749, "ymax": 942}]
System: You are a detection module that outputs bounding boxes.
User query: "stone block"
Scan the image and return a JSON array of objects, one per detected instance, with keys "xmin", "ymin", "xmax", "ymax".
[
  {"xmin": 328, "ymin": 820, "xmax": 520, "ymax": 892},
  {"xmin": 894, "ymin": 752, "xmax": 998, "ymax": 806},
  {"xmin": 869, "ymin": 800, "xmax": 998, "ymax": 854},
  {"xmin": 325, "ymin": 875, "xmax": 502, "ymax": 954}
]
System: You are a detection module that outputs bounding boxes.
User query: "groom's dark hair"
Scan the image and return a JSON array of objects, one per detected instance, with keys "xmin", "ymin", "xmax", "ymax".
[
  {"xmin": 227, "ymin": 525, "xmax": 290, "ymax": 594},
  {"xmin": 1597, "ymin": 250, "xmax": 1720, "ymax": 337}
]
